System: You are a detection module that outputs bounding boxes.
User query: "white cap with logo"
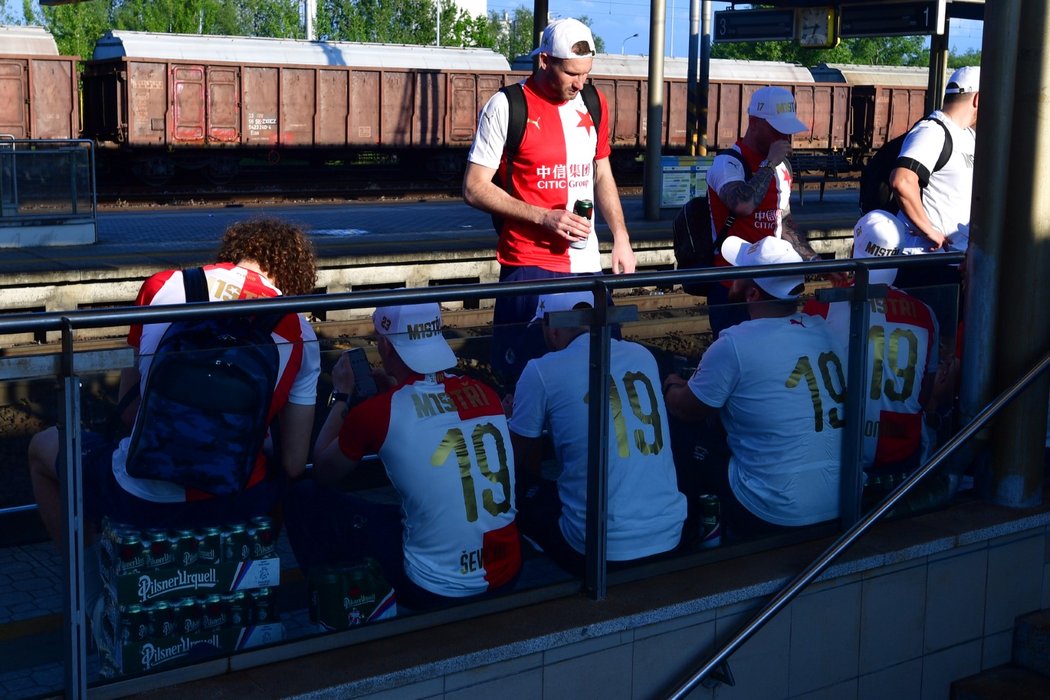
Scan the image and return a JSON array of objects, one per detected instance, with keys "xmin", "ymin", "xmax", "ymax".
[
  {"xmin": 372, "ymin": 302, "xmax": 456, "ymax": 374},
  {"xmin": 530, "ymin": 18, "xmax": 596, "ymax": 59},
  {"xmin": 747, "ymin": 86, "xmax": 808, "ymax": 135},
  {"xmin": 720, "ymin": 235, "xmax": 805, "ymax": 300},
  {"xmin": 945, "ymin": 66, "xmax": 980, "ymax": 95},
  {"xmin": 531, "ymin": 291, "xmax": 595, "ymax": 323},
  {"xmin": 852, "ymin": 210, "xmax": 928, "ymax": 285}
]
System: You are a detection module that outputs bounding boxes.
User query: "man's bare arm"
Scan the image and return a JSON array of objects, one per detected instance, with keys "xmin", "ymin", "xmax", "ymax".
[
  {"xmin": 594, "ymin": 158, "xmax": 636, "ymax": 273},
  {"xmin": 889, "ymin": 167, "xmax": 945, "ymax": 250},
  {"xmin": 463, "ymin": 162, "xmax": 590, "ymax": 246}
]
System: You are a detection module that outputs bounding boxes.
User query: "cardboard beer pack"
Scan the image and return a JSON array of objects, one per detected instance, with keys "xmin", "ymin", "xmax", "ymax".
[{"xmin": 99, "ymin": 618, "xmax": 283, "ymax": 677}]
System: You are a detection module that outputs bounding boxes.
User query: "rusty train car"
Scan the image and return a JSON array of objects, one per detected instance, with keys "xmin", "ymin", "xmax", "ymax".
[
  {"xmin": 0, "ymin": 26, "xmax": 79, "ymax": 140},
  {"xmin": 5, "ymin": 26, "xmax": 933, "ymax": 187}
]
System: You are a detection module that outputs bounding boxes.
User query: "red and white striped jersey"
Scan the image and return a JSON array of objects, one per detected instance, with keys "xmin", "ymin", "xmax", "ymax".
[
  {"xmin": 469, "ymin": 76, "xmax": 611, "ymax": 273},
  {"xmin": 113, "ymin": 263, "xmax": 320, "ymax": 502}
]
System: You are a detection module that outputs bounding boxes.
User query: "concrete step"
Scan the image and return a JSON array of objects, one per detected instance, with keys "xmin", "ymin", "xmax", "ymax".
[
  {"xmin": 1015, "ymin": 608, "xmax": 1050, "ymax": 677},
  {"xmin": 951, "ymin": 665, "xmax": 1050, "ymax": 700}
]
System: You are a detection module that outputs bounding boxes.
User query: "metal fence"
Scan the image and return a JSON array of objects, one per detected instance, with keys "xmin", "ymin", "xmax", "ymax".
[{"xmin": 0, "ymin": 254, "xmax": 968, "ymax": 697}]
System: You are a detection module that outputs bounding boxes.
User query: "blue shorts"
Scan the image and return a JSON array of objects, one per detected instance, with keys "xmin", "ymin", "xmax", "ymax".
[{"xmin": 76, "ymin": 431, "xmax": 283, "ymax": 530}]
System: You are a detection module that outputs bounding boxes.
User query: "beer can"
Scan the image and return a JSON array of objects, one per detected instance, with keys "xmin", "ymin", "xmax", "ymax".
[
  {"xmin": 226, "ymin": 591, "xmax": 250, "ymax": 628},
  {"xmin": 570, "ymin": 199, "xmax": 593, "ymax": 250},
  {"xmin": 145, "ymin": 530, "xmax": 175, "ymax": 570},
  {"xmin": 698, "ymin": 494, "xmax": 722, "ymax": 549},
  {"xmin": 196, "ymin": 526, "xmax": 222, "ymax": 564},
  {"xmin": 250, "ymin": 517, "xmax": 276, "ymax": 559},
  {"xmin": 221, "ymin": 523, "xmax": 251, "ymax": 563},
  {"xmin": 113, "ymin": 532, "xmax": 145, "ymax": 576},
  {"xmin": 122, "ymin": 604, "xmax": 151, "ymax": 643},
  {"xmin": 251, "ymin": 587, "xmax": 277, "ymax": 625},
  {"xmin": 174, "ymin": 597, "xmax": 203, "ymax": 636},
  {"xmin": 201, "ymin": 594, "xmax": 228, "ymax": 631},
  {"xmin": 172, "ymin": 529, "xmax": 199, "ymax": 568},
  {"xmin": 148, "ymin": 601, "xmax": 177, "ymax": 639},
  {"xmin": 308, "ymin": 568, "xmax": 344, "ymax": 629}
]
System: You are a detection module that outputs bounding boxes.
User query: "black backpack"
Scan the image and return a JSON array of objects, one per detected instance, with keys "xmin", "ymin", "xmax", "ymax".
[
  {"xmin": 672, "ymin": 149, "xmax": 748, "ymax": 297},
  {"xmin": 859, "ymin": 117, "xmax": 953, "ymax": 215},
  {"xmin": 124, "ymin": 267, "xmax": 283, "ymax": 497},
  {"xmin": 491, "ymin": 82, "xmax": 603, "ymax": 232}
]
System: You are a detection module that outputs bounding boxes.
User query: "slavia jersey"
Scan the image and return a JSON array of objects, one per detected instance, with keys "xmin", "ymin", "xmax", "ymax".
[
  {"xmin": 806, "ymin": 287, "xmax": 939, "ymax": 472},
  {"xmin": 339, "ymin": 373, "xmax": 521, "ymax": 598}
]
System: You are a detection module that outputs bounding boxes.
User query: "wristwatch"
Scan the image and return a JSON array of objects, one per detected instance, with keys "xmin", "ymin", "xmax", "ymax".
[{"xmin": 327, "ymin": 391, "xmax": 350, "ymax": 408}]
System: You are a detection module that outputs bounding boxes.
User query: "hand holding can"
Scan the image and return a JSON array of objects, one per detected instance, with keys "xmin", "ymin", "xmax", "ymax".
[{"xmin": 570, "ymin": 199, "xmax": 593, "ymax": 250}]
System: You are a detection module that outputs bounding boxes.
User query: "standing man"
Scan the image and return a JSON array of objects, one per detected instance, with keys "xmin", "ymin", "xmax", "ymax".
[
  {"xmin": 890, "ymin": 66, "xmax": 979, "ymax": 254},
  {"xmin": 463, "ymin": 18, "xmax": 636, "ymax": 381},
  {"xmin": 509, "ymin": 292, "xmax": 686, "ymax": 574},
  {"xmin": 705, "ymin": 86, "xmax": 821, "ymax": 337},
  {"xmin": 664, "ymin": 236, "xmax": 845, "ymax": 538},
  {"xmin": 287, "ymin": 303, "xmax": 521, "ymax": 610}
]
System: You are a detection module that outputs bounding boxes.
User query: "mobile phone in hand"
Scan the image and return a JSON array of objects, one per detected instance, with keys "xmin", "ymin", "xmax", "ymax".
[{"xmin": 345, "ymin": 348, "xmax": 378, "ymax": 401}]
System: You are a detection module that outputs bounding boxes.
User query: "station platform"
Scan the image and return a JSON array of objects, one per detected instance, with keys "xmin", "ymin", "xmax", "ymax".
[{"xmin": 0, "ymin": 189, "xmax": 863, "ymax": 317}]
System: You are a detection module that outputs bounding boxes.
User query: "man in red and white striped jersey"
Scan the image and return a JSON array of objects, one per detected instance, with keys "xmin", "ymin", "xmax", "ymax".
[
  {"xmin": 28, "ymin": 219, "xmax": 321, "ymax": 536},
  {"xmin": 464, "ymin": 18, "xmax": 636, "ymax": 382}
]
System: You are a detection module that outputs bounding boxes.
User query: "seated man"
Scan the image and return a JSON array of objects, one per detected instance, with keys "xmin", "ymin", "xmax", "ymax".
[
  {"xmin": 28, "ymin": 218, "xmax": 321, "ymax": 538},
  {"xmin": 508, "ymin": 292, "xmax": 686, "ymax": 576},
  {"xmin": 286, "ymin": 302, "xmax": 521, "ymax": 611},
  {"xmin": 664, "ymin": 236, "xmax": 845, "ymax": 539},
  {"xmin": 805, "ymin": 210, "xmax": 955, "ymax": 483}
]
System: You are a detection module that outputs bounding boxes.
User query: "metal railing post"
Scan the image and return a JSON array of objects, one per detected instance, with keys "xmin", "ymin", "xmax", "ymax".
[
  {"xmin": 840, "ymin": 269, "xmax": 877, "ymax": 525},
  {"xmin": 58, "ymin": 317, "xmax": 87, "ymax": 699},
  {"xmin": 584, "ymin": 281, "xmax": 612, "ymax": 599}
]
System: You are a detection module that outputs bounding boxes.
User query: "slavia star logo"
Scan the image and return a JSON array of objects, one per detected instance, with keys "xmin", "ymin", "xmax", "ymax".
[{"xmin": 576, "ymin": 109, "xmax": 594, "ymax": 135}]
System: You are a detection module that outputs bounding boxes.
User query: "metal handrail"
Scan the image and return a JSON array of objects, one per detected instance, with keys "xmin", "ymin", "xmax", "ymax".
[
  {"xmin": 666, "ymin": 349, "xmax": 1050, "ymax": 699},
  {"xmin": 0, "ymin": 254, "xmax": 967, "ymax": 698}
]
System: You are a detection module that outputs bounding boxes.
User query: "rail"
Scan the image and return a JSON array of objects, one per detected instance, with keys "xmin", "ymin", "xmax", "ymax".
[
  {"xmin": 0, "ymin": 253, "xmax": 976, "ymax": 698},
  {"xmin": 666, "ymin": 350, "xmax": 1050, "ymax": 698}
]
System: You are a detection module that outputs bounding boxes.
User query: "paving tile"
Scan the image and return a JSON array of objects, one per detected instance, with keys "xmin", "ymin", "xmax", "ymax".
[
  {"xmin": 789, "ymin": 582, "xmax": 862, "ymax": 695},
  {"xmin": 984, "ymin": 534, "xmax": 1044, "ymax": 635},
  {"xmin": 924, "ymin": 548, "xmax": 987, "ymax": 653},
  {"xmin": 859, "ymin": 563, "xmax": 926, "ymax": 674},
  {"xmin": 857, "ymin": 658, "xmax": 922, "ymax": 700}
]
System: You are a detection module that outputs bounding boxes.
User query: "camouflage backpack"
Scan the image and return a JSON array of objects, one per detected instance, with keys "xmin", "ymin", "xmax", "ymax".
[{"xmin": 124, "ymin": 267, "xmax": 282, "ymax": 496}]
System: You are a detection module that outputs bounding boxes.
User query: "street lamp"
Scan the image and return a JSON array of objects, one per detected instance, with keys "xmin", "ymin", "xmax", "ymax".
[{"xmin": 621, "ymin": 32, "xmax": 639, "ymax": 55}]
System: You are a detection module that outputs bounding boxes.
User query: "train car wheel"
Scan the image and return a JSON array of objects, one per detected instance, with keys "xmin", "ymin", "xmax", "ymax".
[
  {"xmin": 133, "ymin": 157, "xmax": 175, "ymax": 187},
  {"xmin": 205, "ymin": 157, "xmax": 241, "ymax": 186}
]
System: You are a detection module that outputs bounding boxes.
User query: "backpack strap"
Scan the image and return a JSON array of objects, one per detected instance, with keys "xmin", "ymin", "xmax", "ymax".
[
  {"xmin": 930, "ymin": 117, "xmax": 953, "ymax": 173},
  {"xmin": 501, "ymin": 83, "xmax": 527, "ymax": 158},
  {"xmin": 580, "ymin": 82, "xmax": 602, "ymax": 134},
  {"xmin": 710, "ymin": 148, "xmax": 753, "ymax": 247},
  {"xmin": 895, "ymin": 117, "xmax": 953, "ymax": 188},
  {"xmin": 182, "ymin": 266, "xmax": 209, "ymax": 303}
]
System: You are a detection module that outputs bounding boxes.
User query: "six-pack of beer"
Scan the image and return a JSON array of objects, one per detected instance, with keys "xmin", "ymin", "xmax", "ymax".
[{"xmin": 96, "ymin": 517, "xmax": 284, "ymax": 677}]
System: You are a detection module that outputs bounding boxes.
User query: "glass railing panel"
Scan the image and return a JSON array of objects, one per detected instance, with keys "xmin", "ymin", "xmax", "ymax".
[{"xmin": 0, "ymin": 142, "xmax": 94, "ymax": 220}]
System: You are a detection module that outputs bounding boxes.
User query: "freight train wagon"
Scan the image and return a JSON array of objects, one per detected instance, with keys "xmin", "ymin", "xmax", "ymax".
[
  {"xmin": 536, "ymin": 54, "xmax": 850, "ymax": 163},
  {"xmin": 0, "ymin": 25, "xmax": 79, "ymax": 140},
  {"xmin": 80, "ymin": 30, "xmax": 516, "ymax": 184},
  {"xmin": 810, "ymin": 63, "xmax": 931, "ymax": 159}
]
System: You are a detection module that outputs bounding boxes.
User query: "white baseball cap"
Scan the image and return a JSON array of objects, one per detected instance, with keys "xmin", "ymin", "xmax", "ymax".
[
  {"xmin": 372, "ymin": 302, "xmax": 456, "ymax": 374},
  {"xmin": 747, "ymin": 86, "xmax": 808, "ymax": 135},
  {"xmin": 531, "ymin": 291, "xmax": 594, "ymax": 323},
  {"xmin": 530, "ymin": 18, "xmax": 596, "ymax": 59},
  {"xmin": 945, "ymin": 66, "xmax": 980, "ymax": 95},
  {"xmin": 852, "ymin": 210, "xmax": 928, "ymax": 285},
  {"xmin": 720, "ymin": 235, "xmax": 805, "ymax": 300}
]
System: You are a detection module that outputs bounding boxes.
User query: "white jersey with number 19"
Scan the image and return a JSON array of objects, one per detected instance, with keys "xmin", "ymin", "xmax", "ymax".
[{"xmin": 339, "ymin": 373, "xmax": 520, "ymax": 598}]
